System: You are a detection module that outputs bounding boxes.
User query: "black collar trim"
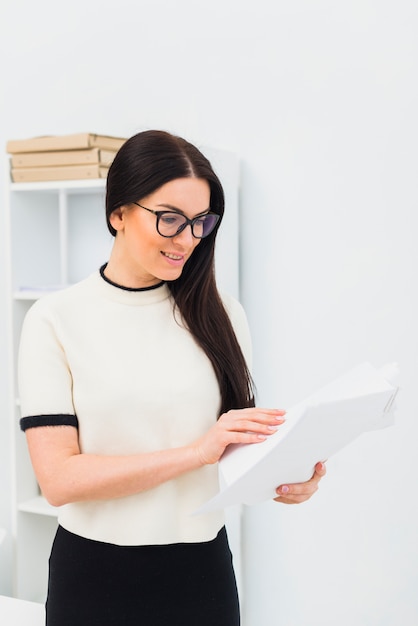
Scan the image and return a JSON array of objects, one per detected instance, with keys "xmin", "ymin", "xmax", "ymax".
[{"xmin": 99, "ymin": 264, "xmax": 165, "ymax": 292}]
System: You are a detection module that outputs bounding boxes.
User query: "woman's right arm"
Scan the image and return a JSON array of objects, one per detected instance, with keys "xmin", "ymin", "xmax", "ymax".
[{"xmin": 25, "ymin": 407, "xmax": 285, "ymax": 507}]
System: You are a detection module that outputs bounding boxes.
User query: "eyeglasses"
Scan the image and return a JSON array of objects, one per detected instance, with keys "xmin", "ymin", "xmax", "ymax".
[{"xmin": 133, "ymin": 202, "xmax": 220, "ymax": 239}]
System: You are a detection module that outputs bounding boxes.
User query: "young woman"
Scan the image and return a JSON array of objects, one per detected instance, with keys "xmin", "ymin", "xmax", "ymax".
[{"xmin": 18, "ymin": 130, "xmax": 325, "ymax": 626}]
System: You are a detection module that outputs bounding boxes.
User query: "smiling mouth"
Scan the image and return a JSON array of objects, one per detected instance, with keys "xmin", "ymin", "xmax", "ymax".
[{"xmin": 162, "ymin": 252, "xmax": 183, "ymax": 260}]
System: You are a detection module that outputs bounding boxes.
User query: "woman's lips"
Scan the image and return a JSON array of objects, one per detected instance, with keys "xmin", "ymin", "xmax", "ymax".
[{"xmin": 161, "ymin": 251, "xmax": 185, "ymax": 265}]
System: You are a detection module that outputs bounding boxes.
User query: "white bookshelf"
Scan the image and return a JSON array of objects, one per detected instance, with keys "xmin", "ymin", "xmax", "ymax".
[
  {"xmin": 6, "ymin": 148, "xmax": 241, "ymax": 602},
  {"xmin": 6, "ymin": 176, "xmax": 112, "ymax": 602}
]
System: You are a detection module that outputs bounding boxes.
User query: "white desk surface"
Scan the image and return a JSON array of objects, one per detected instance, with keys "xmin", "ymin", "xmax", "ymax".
[{"xmin": 0, "ymin": 595, "xmax": 45, "ymax": 625}]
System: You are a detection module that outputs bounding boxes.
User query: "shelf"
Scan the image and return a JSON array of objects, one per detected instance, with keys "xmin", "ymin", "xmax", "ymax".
[
  {"xmin": 18, "ymin": 496, "xmax": 58, "ymax": 518},
  {"xmin": 13, "ymin": 286, "xmax": 68, "ymax": 301},
  {"xmin": 7, "ymin": 172, "xmax": 119, "ymax": 601},
  {"xmin": 13, "ymin": 291, "xmax": 47, "ymax": 301},
  {"xmin": 10, "ymin": 179, "xmax": 106, "ymax": 193}
]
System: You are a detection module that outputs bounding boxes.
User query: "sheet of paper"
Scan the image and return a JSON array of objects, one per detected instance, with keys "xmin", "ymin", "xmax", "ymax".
[{"xmin": 194, "ymin": 362, "xmax": 399, "ymax": 514}]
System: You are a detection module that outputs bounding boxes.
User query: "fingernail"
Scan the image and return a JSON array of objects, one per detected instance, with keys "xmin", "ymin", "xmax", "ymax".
[
  {"xmin": 267, "ymin": 425, "xmax": 279, "ymax": 431},
  {"xmin": 281, "ymin": 485, "xmax": 289, "ymax": 494}
]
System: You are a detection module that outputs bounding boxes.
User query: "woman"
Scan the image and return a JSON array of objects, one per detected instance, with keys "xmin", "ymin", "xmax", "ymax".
[{"xmin": 18, "ymin": 130, "xmax": 325, "ymax": 625}]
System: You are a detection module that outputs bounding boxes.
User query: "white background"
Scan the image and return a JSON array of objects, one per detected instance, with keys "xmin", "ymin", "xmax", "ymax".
[{"xmin": 0, "ymin": 1, "xmax": 417, "ymax": 624}]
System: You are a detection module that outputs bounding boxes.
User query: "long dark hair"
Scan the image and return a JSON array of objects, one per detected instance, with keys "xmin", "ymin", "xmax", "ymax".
[{"xmin": 106, "ymin": 130, "xmax": 255, "ymax": 415}]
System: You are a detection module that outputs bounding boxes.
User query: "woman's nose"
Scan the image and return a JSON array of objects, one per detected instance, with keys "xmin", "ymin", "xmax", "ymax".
[{"xmin": 172, "ymin": 224, "xmax": 195, "ymax": 246}]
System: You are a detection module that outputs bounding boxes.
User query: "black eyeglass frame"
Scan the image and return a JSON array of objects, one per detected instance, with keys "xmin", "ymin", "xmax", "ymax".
[{"xmin": 132, "ymin": 202, "xmax": 220, "ymax": 239}]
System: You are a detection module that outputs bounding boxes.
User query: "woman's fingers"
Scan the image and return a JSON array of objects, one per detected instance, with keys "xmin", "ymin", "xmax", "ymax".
[
  {"xmin": 222, "ymin": 408, "xmax": 285, "ymax": 440},
  {"xmin": 274, "ymin": 462, "xmax": 326, "ymax": 504},
  {"xmin": 193, "ymin": 408, "xmax": 286, "ymax": 465},
  {"xmin": 222, "ymin": 408, "xmax": 286, "ymax": 430}
]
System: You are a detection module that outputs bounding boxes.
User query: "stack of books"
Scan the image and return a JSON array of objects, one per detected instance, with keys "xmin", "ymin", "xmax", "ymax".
[{"xmin": 7, "ymin": 133, "xmax": 127, "ymax": 182}]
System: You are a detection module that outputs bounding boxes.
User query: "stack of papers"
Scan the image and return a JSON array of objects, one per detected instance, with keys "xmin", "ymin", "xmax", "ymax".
[{"xmin": 196, "ymin": 362, "xmax": 399, "ymax": 513}]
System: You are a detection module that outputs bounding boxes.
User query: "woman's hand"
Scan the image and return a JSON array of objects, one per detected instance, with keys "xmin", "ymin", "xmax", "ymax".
[
  {"xmin": 273, "ymin": 461, "xmax": 326, "ymax": 505},
  {"xmin": 193, "ymin": 408, "xmax": 286, "ymax": 466}
]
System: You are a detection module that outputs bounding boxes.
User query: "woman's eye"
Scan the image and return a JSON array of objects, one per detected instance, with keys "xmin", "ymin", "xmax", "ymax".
[{"xmin": 161, "ymin": 214, "xmax": 182, "ymax": 226}]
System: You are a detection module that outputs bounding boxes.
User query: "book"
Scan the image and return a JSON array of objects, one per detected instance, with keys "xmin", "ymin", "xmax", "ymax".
[
  {"xmin": 11, "ymin": 148, "xmax": 117, "ymax": 168},
  {"xmin": 11, "ymin": 164, "xmax": 109, "ymax": 183},
  {"xmin": 6, "ymin": 133, "xmax": 126, "ymax": 154}
]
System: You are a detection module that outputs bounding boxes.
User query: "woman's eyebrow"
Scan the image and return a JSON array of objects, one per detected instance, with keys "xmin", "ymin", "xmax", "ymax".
[{"xmin": 156, "ymin": 203, "xmax": 211, "ymax": 217}]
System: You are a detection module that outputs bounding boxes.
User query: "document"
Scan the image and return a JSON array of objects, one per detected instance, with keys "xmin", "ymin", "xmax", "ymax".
[{"xmin": 195, "ymin": 362, "xmax": 399, "ymax": 514}]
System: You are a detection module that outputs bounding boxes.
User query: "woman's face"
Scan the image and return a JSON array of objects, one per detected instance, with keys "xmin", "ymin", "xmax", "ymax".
[{"xmin": 108, "ymin": 177, "xmax": 211, "ymax": 288}]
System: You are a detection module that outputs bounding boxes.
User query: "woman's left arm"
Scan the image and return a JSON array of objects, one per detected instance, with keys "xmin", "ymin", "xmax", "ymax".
[{"xmin": 274, "ymin": 462, "xmax": 326, "ymax": 504}]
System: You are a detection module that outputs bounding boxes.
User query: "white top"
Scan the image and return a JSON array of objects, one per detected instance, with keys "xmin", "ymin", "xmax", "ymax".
[{"xmin": 18, "ymin": 271, "xmax": 252, "ymax": 546}]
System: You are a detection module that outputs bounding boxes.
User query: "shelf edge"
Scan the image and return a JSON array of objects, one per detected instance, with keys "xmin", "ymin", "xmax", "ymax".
[{"xmin": 18, "ymin": 496, "xmax": 58, "ymax": 518}]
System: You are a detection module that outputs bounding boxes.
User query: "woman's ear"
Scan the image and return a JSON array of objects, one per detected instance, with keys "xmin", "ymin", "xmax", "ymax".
[{"xmin": 108, "ymin": 206, "xmax": 125, "ymax": 233}]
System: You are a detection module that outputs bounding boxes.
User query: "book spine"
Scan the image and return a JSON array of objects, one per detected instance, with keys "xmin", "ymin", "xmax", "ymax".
[
  {"xmin": 11, "ymin": 148, "xmax": 102, "ymax": 168},
  {"xmin": 6, "ymin": 133, "xmax": 91, "ymax": 153},
  {"xmin": 7, "ymin": 133, "xmax": 126, "ymax": 154},
  {"xmin": 90, "ymin": 135, "xmax": 126, "ymax": 151},
  {"xmin": 11, "ymin": 165, "xmax": 106, "ymax": 183},
  {"xmin": 99, "ymin": 150, "xmax": 117, "ymax": 167}
]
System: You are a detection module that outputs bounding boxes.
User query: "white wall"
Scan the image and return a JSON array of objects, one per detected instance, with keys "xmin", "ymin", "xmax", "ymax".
[{"xmin": 0, "ymin": 1, "xmax": 417, "ymax": 624}]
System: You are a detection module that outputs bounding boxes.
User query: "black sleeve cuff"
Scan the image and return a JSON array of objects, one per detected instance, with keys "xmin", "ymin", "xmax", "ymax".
[{"xmin": 20, "ymin": 414, "xmax": 79, "ymax": 432}]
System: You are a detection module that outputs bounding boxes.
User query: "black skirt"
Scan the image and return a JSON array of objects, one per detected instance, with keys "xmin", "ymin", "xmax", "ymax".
[{"xmin": 46, "ymin": 525, "xmax": 240, "ymax": 626}]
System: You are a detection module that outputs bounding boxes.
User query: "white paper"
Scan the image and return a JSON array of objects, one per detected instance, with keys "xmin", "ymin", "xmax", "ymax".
[{"xmin": 195, "ymin": 362, "xmax": 399, "ymax": 514}]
